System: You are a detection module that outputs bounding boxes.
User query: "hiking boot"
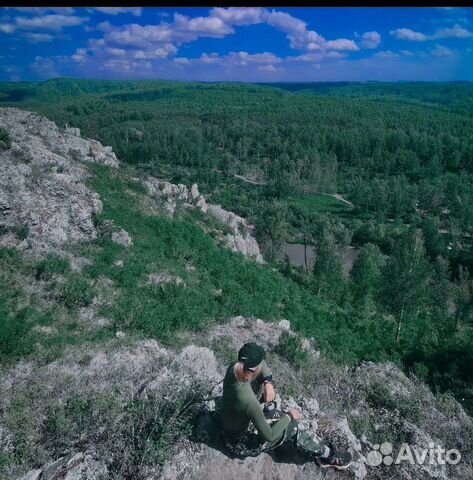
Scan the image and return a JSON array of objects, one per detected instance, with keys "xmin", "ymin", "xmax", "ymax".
[
  {"xmin": 263, "ymin": 401, "xmax": 283, "ymax": 422},
  {"xmin": 317, "ymin": 444, "xmax": 353, "ymax": 471}
]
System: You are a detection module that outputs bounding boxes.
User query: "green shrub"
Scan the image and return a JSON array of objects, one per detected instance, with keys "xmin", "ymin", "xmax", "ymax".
[
  {"xmin": 0, "ymin": 127, "xmax": 11, "ymax": 149},
  {"xmin": 367, "ymin": 381, "xmax": 421, "ymax": 423},
  {"xmin": 67, "ymin": 148, "xmax": 83, "ymax": 162},
  {"xmin": 0, "ymin": 306, "xmax": 35, "ymax": 361},
  {"xmin": 56, "ymin": 276, "xmax": 94, "ymax": 309},
  {"xmin": 276, "ymin": 331, "xmax": 308, "ymax": 369},
  {"xmin": 35, "ymin": 254, "xmax": 70, "ymax": 281},
  {"xmin": 13, "ymin": 224, "xmax": 29, "ymax": 240}
]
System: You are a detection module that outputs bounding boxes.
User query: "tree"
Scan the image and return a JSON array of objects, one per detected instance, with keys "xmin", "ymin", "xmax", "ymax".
[
  {"xmin": 455, "ymin": 265, "xmax": 473, "ymax": 328},
  {"xmin": 421, "ymin": 216, "xmax": 445, "ymax": 260},
  {"xmin": 350, "ymin": 243, "xmax": 386, "ymax": 305},
  {"xmin": 312, "ymin": 231, "xmax": 345, "ymax": 300},
  {"xmin": 380, "ymin": 229, "xmax": 431, "ymax": 343},
  {"xmin": 254, "ymin": 200, "xmax": 289, "ymax": 262}
]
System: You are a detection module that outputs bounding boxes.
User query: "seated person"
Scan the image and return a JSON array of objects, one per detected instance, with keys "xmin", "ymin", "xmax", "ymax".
[{"xmin": 220, "ymin": 342, "xmax": 352, "ymax": 470}]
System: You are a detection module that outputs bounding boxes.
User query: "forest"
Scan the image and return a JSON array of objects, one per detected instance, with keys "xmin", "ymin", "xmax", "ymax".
[{"xmin": 0, "ymin": 78, "xmax": 472, "ymax": 413}]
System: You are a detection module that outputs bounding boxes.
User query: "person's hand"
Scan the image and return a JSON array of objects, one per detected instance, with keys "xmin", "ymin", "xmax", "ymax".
[
  {"xmin": 263, "ymin": 382, "xmax": 276, "ymax": 403},
  {"xmin": 288, "ymin": 408, "xmax": 301, "ymax": 421}
]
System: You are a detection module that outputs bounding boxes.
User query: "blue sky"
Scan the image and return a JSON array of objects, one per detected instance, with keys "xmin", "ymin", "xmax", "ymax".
[{"xmin": 1, "ymin": 7, "xmax": 472, "ymax": 82}]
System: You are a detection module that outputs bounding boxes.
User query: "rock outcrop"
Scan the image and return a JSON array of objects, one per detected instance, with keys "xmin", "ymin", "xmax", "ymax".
[
  {"xmin": 5, "ymin": 318, "xmax": 471, "ymax": 480},
  {"xmin": 0, "ymin": 108, "xmax": 118, "ymax": 254},
  {"xmin": 144, "ymin": 177, "xmax": 264, "ymax": 264}
]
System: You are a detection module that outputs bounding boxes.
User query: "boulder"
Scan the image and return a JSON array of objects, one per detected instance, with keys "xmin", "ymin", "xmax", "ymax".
[{"xmin": 111, "ymin": 229, "xmax": 133, "ymax": 247}]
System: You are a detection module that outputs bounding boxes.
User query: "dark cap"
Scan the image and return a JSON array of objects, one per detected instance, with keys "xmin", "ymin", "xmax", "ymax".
[{"xmin": 238, "ymin": 342, "xmax": 265, "ymax": 369}]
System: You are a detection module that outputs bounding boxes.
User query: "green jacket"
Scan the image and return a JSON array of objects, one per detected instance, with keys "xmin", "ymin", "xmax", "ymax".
[{"xmin": 220, "ymin": 360, "xmax": 291, "ymax": 443}]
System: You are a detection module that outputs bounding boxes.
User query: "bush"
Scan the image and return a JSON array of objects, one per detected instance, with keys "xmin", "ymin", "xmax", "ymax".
[
  {"xmin": 56, "ymin": 276, "xmax": 94, "ymax": 309},
  {"xmin": 0, "ymin": 127, "xmax": 11, "ymax": 149},
  {"xmin": 276, "ymin": 331, "xmax": 308, "ymax": 369},
  {"xmin": 36, "ymin": 254, "xmax": 70, "ymax": 281},
  {"xmin": 367, "ymin": 381, "xmax": 421, "ymax": 423},
  {"xmin": 0, "ymin": 306, "xmax": 35, "ymax": 361},
  {"xmin": 13, "ymin": 224, "xmax": 29, "ymax": 240}
]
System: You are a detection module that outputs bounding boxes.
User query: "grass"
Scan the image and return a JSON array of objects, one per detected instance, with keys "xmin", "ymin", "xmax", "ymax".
[
  {"xmin": 275, "ymin": 331, "xmax": 308, "ymax": 370},
  {"xmin": 0, "ymin": 160, "xmax": 400, "ymax": 369},
  {"xmin": 67, "ymin": 163, "xmax": 389, "ymax": 363}
]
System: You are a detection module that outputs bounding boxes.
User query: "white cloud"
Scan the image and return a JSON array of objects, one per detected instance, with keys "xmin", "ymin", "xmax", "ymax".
[
  {"xmin": 0, "ymin": 23, "xmax": 15, "ymax": 33},
  {"xmin": 390, "ymin": 28, "xmax": 428, "ymax": 41},
  {"xmin": 91, "ymin": 7, "xmax": 142, "ymax": 16},
  {"xmin": 400, "ymin": 50, "xmax": 414, "ymax": 56},
  {"xmin": 326, "ymin": 51, "xmax": 347, "ymax": 59},
  {"xmin": 133, "ymin": 45, "xmax": 177, "ymax": 59},
  {"xmin": 25, "ymin": 32, "xmax": 53, "ymax": 42},
  {"xmin": 390, "ymin": 24, "xmax": 472, "ymax": 42},
  {"xmin": 266, "ymin": 10, "xmax": 307, "ymax": 35},
  {"xmin": 173, "ymin": 13, "xmax": 234, "ymax": 38},
  {"xmin": 181, "ymin": 51, "xmax": 283, "ymax": 68},
  {"xmin": 258, "ymin": 64, "xmax": 278, "ymax": 72},
  {"xmin": 174, "ymin": 57, "xmax": 190, "ymax": 65},
  {"xmin": 97, "ymin": 21, "xmax": 114, "ymax": 33},
  {"xmin": 210, "ymin": 7, "xmax": 265, "ymax": 26},
  {"xmin": 306, "ymin": 42, "xmax": 323, "ymax": 51},
  {"xmin": 434, "ymin": 24, "xmax": 473, "ymax": 39},
  {"xmin": 325, "ymin": 39, "xmax": 359, "ymax": 51},
  {"xmin": 288, "ymin": 51, "xmax": 346, "ymax": 62},
  {"xmin": 431, "ymin": 44, "xmax": 455, "ymax": 56},
  {"xmin": 289, "ymin": 53, "xmax": 324, "ymax": 62},
  {"xmin": 199, "ymin": 53, "xmax": 221, "ymax": 64},
  {"xmin": 71, "ymin": 48, "xmax": 88, "ymax": 63},
  {"xmin": 361, "ymin": 31, "xmax": 381, "ymax": 49},
  {"xmin": 374, "ymin": 50, "xmax": 400, "ymax": 58},
  {"xmin": 18, "ymin": 7, "xmax": 371, "ymax": 80},
  {"xmin": 107, "ymin": 47, "xmax": 127, "ymax": 56},
  {"xmin": 9, "ymin": 7, "xmax": 75, "ymax": 15},
  {"xmin": 30, "ymin": 55, "xmax": 66, "ymax": 77},
  {"xmin": 15, "ymin": 14, "xmax": 88, "ymax": 32},
  {"xmin": 231, "ymin": 51, "xmax": 282, "ymax": 65}
]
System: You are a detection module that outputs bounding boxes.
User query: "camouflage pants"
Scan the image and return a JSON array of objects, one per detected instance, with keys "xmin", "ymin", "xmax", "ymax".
[{"xmin": 223, "ymin": 420, "xmax": 326, "ymax": 459}]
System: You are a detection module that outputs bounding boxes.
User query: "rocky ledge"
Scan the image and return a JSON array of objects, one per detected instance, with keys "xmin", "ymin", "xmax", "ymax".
[
  {"xmin": 0, "ymin": 108, "xmax": 118, "ymax": 254},
  {"xmin": 4, "ymin": 317, "xmax": 471, "ymax": 480}
]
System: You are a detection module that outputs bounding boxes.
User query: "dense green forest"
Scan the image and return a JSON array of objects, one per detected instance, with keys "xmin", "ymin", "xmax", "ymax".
[{"xmin": 1, "ymin": 79, "xmax": 472, "ymax": 413}]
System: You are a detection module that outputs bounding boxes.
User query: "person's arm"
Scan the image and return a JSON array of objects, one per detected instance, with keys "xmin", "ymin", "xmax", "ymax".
[
  {"xmin": 260, "ymin": 360, "xmax": 275, "ymax": 403},
  {"xmin": 260, "ymin": 360, "xmax": 273, "ymax": 383},
  {"xmin": 246, "ymin": 399, "xmax": 290, "ymax": 443}
]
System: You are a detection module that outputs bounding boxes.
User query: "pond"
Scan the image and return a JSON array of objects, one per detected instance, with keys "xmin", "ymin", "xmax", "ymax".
[{"xmin": 278, "ymin": 243, "xmax": 359, "ymax": 277}]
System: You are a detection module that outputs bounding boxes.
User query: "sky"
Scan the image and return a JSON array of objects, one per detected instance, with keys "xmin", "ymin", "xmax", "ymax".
[{"xmin": 1, "ymin": 6, "xmax": 472, "ymax": 83}]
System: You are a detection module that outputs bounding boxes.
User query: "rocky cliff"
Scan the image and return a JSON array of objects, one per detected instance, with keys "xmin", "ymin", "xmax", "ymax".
[
  {"xmin": 0, "ymin": 108, "xmax": 118, "ymax": 254},
  {"xmin": 4, "ymin": 317, "xmax": 472, "ymax": 480}
]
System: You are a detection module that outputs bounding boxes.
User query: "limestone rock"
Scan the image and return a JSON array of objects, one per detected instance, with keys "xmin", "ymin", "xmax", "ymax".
[
  {"xmin": 111, "ymin": 229, "xmax": 133, "ymax": 247},
  {"xmin": 65, "ymin": 127, "xmax": 81, "ymax": 137},
  {"xmin": 0, "ymin": 108, "xmax": 119, "ymax": 254},
  {"xmin": 278, "ymin": 319, "xmax": 291, "ymax": 331},
  {"xmin": 144, "ymin": 176, "xmax": 264, "ymax": 263},
  {"xmin": 19, "ymin": 452, "xmax": 108, "ymax": 480}
]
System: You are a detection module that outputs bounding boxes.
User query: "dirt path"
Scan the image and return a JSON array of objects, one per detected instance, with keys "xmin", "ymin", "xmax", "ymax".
[
  {"xmin": 324, "ymin": 193, "xmax": 355, "ymax": 208},
  {"xmin": 232, "ymin": 173, "xmax": 266, "ymax": 185},
  {"xmin": 213, "ymin": 169, "xmax": 266, "ymax": 186}
]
